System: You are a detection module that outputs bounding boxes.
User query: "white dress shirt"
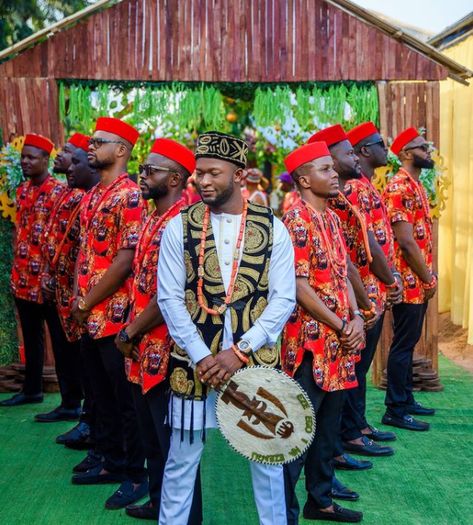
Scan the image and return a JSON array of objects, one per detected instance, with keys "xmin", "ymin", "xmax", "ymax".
[{"xmin": 157, "ymin": 209, "xmax": 296, "ymax": 429}]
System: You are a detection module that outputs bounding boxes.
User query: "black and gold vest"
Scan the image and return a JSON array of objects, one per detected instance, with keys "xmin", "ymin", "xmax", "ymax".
[{"xmin": 169, "ymin": 201, "xmax": 278, "ymax": 400}]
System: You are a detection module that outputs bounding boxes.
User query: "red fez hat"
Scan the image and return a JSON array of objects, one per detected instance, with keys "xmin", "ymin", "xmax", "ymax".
[
  {"xmin": 284, "ymin": 142, "xmax": 331, "ymax": 174},
  {"xmin": 390, "ymin": 127, "xmax": 420, "ymax": 156},
  {"xmin": 24, "ymin": 133, "xmax": 54, "ymax": 154},
  {"xmin": 95, "ymin": 117, "xmax": 140, "ymax": 146},
  {"xmin": 67, "ymin": 133, "xmax": 90, "ymax": 152},
  {"xmin": 308, "ymin": 124, "xmax": 347, "ymax": 147},
  {"xmin": 347, "ymin": 122, "xmax": 379, "ymax": 147},
  {"xmin": 150, "ymin": 138, "xmax": 196, "ymax": 174}
]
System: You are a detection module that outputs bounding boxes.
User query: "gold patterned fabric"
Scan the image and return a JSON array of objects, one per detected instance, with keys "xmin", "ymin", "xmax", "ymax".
[
  {"xmin": 168, "ymin": 201, "xmax": 275, "ymax": 400},
  {"xmin": 195, "ymin": 131, "xmax": 248, "ymax": 168}
]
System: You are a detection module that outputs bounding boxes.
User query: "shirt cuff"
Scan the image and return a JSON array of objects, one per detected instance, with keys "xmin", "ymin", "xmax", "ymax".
[{"xmin": 186, "ymin": 339, "xmax": 213, "ymax": 364}]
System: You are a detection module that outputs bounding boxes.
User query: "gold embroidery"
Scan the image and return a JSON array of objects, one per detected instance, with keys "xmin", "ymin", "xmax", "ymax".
[{"xmin": 170, "ymin": 367, "xmax": 194, "ymax": 396}]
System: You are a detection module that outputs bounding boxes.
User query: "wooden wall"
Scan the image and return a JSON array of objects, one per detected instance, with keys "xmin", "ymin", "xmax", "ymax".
[
  {"xmin": 373, "ymin": 80, "xmax": 440, "ymax": 385},
  {"xmin": 0, "ymin": 77, "xmax": 64, "ymax": 145},
  {"xmin": 0, "ymin": 0, "xmax": 447, "ymax": 82}
]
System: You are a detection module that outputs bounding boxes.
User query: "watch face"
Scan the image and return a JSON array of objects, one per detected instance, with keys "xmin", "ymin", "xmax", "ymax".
[
  {"xmin": 238, "ymin": 340, "xmax": 250, "ymax": 351},
  {"xmin": 119, "ymin": 330, "xmax": 129, "ymax": 343}
]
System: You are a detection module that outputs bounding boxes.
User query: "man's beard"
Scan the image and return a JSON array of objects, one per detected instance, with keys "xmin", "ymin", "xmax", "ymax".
[
  {"xmin": 413, "ymin": 153, "xmax": 435, "ymax": 170},
  {"xmin": 88, "ymin": 157, "xmax": 114, "ymax": 169},
  {"xmin": 146, "ymin": 182, "xmax": 169, "ymax": 200},
  {"xmin": 199, "ymin": 181, "xmax": 235, "ymax": 208},
  {"xmin": 341, "ymin": 166, "xmax": 361, "ymax": 179},
  {"xmin": 53, "ymin": 165, "xmax": 67, "ymax": 174}
]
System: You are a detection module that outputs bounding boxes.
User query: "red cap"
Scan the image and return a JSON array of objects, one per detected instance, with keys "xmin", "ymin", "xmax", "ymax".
[
  {"xmin": 347, "ymin": 122, "xmax": 379, "ymax": 147},
  {"xmin": 95, "ymin": 117, "xmax": 140, "ymax": 146},
  {"xmin": 23, "ymin": 133, "xmax": 54, "ymax": 154},
  {"xmin": 67, "ymin": 133, "xmax": 90, "ymax": 151},
  {"xmin": 150, "ymin": 138, "xmax": 196, "ymax": 174},
  {"xmin": 390, "ymin": 127, "xmax": 420, "ymax": 156},
  {"xmin": 308, "ymin": 124, "xmax": 347, "ymax": 147},
  {"xmin": 284, "ymin": 142, "xmax": 331, "ymax": 174}
]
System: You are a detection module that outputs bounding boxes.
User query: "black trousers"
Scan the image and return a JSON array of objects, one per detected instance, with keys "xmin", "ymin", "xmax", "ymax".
[
  {"xmin": 284, "ymin": 354, "xmax": 345, "ymax": 525},
  {"xmin": 385, "ymin": 302, "xmax": 428, "ymax": 418},
  {"xmin": 131, "ymin": 383, "xmax": 203, "ymax": 524},
  {"xmin": 15, "ymin": 297, "xmax": 82, "ymax": 407},
  {"xmin": 341, "ymin": 313, "xmax": 385, "ymax": 441},
  {"xmin": 81, "ymin": 334, "xmax": 146, "ymax": 482}
]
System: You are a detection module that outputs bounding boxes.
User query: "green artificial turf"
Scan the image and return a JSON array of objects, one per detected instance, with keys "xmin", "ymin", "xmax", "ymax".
[{"xmin": 0, "ymin": 355, "xmax": 471, "ymax": 525}]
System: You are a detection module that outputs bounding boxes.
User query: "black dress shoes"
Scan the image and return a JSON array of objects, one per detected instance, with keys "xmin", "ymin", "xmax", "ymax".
[
  {"xmin": 382, "ymin": 413, "xmax": 430, "ymax": 431},
  {"xmin": 407, "ymin": 401, "xmax": 436, "ymax": 416},
  {"xmin": 343, "ymin": 436, "xmax": 394, "ymax": 457},
  {"xmin": 71, "ymin": 464, "xmax": 125, "ymax": 485},
  {"xmin": 72, "ymin": 450, "xmax": 103, "ymax": 473},
  {"xmin": 333, "ymin": 453, "xmax": 373, "ymax": 471},
  {"xmin": 362, "ymin": 425, "xmax": 396, "ymax": 442},
  {"xmin": 0, "ymin": 392, "xmax": 43, "ymax": 406},
  {"xmin": 35, "ymin": 405, "xmax": 81, "ymax": 423},
  {"xmin": 331, "ymin": 477, "xmax": 359, "ymax": 501},
  {"xmin": 303, "ymin": 500, "xmax": 363, "ymax": 523},
  {"xmin": 126, "ymin": 500, "xmax": 157, "ymax": 520},
  {"xmin": 105, "ymin": 480, "xmax": 149, "ymax": 510},
  {"xmin": 56, "ymin": 422, "xmax": 93, "ymax": 449}
]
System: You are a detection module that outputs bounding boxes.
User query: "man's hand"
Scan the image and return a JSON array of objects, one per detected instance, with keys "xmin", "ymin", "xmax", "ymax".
[
  {"xmin": 386, "ymin": 276, "xmax": 403, "ymax": 307},
  {"xmin": 364, "ymin": 308, "xmax": 380, "ymax": 330},
  {"xmin": 215, "ymin": 349, "xmax": 244, "ymax": 377},
  {"xmin": 71, "ymin": 298, "xmax": 90, "ymax": 325},
  {"xmin": 340, "ymin": 316, "xmax": 365, "ymax": 352},
  {"xmin": 196, "ymin": 355, "xmax": 225, "ymax": 388},
  {"xmin": 114, "ymin": 332, "xmax": 134, "ymax": 358},
  {"xmin": 424, "ymin": 284, "xmax": 437, "ymax": 301},
  {"xmin": 41, "ymin": 274, "xmax": 56, "ymax": 303}
]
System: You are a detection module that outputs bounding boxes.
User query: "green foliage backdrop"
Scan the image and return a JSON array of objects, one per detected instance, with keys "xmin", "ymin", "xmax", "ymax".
[{"xmin": 0, "ymin": 218, "xmax": 17, "ymax": 365}]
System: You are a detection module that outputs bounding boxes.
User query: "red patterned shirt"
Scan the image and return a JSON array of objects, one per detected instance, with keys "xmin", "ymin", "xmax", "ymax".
[
  {"xmin": 383, "ymin": 168, "xmax": 433, "ymax": 304},
  {"xmin": 43, "ymin": 187, "xmax": 85, "ymax": 342},
  {"xmin": 78, "ymin": 174, "xmax": 145, "ymax": 339},
  {"xmin": 360, "ymin": 175, "xmax": 395, "ymax": 306},
  {"xmin": 11, "ymin": 175, "xmax": 65, "ymax": 303},
  {"xmin": 126, "ymin": 198, "xmax": 187, "ymax": 393},
  {"xmin": 282, "ymin": 201, "xmax": 357, "ymax": 392},
  {"xmin": 329, "ymin": 182, "xmax": 380, "ymax": 305}
]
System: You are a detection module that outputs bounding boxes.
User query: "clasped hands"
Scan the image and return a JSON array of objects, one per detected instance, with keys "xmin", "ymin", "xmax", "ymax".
[
  {"xmin": 339, "ymin": 316, "xmax": 365, "ymax": 354},
  {"xmin": 196, "ymin": 349, "xmax": 245, "ymax": 389}
]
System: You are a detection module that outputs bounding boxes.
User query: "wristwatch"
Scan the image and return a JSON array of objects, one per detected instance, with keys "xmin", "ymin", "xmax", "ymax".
[
  {"xmin": 236, "ymin": 340, "xmax": 252, "ymax": 355},
  {"xmin": 352, "ymin": 309, "xmax": 364, "ymax": 320},
  {"xmin": 77, "ymin": 297, "xmax": 89, "ymax": 312},
  {"xmin": 118, "ymin": 328, "xmax": 132, "ymax": 344}
]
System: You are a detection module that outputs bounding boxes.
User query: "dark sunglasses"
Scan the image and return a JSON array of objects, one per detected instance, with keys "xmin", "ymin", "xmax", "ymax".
[
  {"xmin": 88, "ymin": 137, "xmax": 127, "ymax": 149},
  {"xmin": 139, "ymin": 164, "xmax": 173, "ymax": 177},
  {"xmin": 363, "ymin": 138, "xmax": 386, "ymax": 148},
  {"xmin": 403, "ymin": 143, "xmax": 431, "ymax": 153}
]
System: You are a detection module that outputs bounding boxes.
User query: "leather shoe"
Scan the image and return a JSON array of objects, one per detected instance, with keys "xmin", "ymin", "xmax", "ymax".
[
  {"xmin": 72, "ymin": 450, "xmax": 103, "ymax": 473},
  {"xmin": 363, "ymin": 424, "xmax": 396, "ymax": 442},
  {"xmin": 56, "ymin": 421, "xmax": 92, "ymax": 448},
  {"xmin": 105, "ymin": 480, "xmax": 149, "ymax": 510},
  {"xmin": 382, "ymin": 413, "xmax": 430, "ymax": 431},
  {"xmin": 0, "ymin": 393, "xmax": 43, "ymax": 406},
  {"xmin": 303, "ymin": 500, "xmax": 363, "ymax": 522},
  {"xmin": 333, "ymin": 453, "xmax": 372, "ymax": 471},
  {"xmin": 126, "ymin": 500, "xmax": 157, "ymax": 520},
  {"xmin": 331, "ymin": 477, "xmax": 359, "ymax": 501},
  {"xmin": 407, "ymin": 401, "xmax": 435, "ymax": 416},
  {"xmin": 35, "ymin": 405, "xmax": 81, "ymax": 423},
  {"xmin": 71, "ymin": 464, "xmax": 125, "ymax": 485},
  {"xmin": 343, "ymin": 436, "xmax": 394, "ymax": 457}
]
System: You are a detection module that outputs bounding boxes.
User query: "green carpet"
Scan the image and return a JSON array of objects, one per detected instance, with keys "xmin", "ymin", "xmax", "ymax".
[{"xmin": 0, "ymin": 355, "xmax": 471, "ymax": 525}]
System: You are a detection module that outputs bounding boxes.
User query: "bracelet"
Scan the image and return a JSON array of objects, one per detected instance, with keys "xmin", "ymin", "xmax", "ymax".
[
  {"xmin": 385, "ymin": 279, "xmax": 398, "ymax": 289},
  {"xmin": 423, "ymin": 274, "xmax": 438, "ymax": 290},
  {"xmin": 231, "ymin": 344, "xmax": 250, "ymax": 364},
  {"xmin": 352, "ymin": 309, "xmax": 365, "ymax": 320},
  {"xmin": 338, "ymin": 319, "xmax": 347, "ymax": 334},
  {"xmin": 360, "ymin": 303, "xmax": 376, "ymax": 319}
]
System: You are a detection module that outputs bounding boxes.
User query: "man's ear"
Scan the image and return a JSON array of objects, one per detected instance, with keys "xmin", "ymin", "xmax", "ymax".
[{"xmin": 233, "ymin": 167, "xmax": 244, "ymax": 184}]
